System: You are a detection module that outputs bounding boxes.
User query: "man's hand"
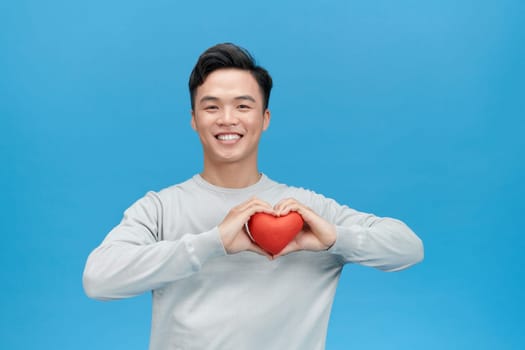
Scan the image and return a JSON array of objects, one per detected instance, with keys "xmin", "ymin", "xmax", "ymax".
[
  {"xmin": 273, "ymin": 198, "xmax": 336, "ymax": 257},
  {"xmin": 219, "ymin": 197, "xmax": 275, "ymax": 258}
]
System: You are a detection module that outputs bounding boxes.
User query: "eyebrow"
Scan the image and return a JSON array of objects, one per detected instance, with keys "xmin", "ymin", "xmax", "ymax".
[
  {"xmin": 234, "ymin": 95, "xmax": 256, "ymax": 103},
  {"xmin": 199, "ymin": 96, "xmax": 219, "ymax": 104},
  {"xmin": 198, "ymin": 95, "xmax": 257, "ymax": 104}
]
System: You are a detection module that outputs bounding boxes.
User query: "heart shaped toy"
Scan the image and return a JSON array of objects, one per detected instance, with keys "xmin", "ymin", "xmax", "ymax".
[{"xmin": 247, "ymin": 212, "xmax": 304, "ymax": 255}]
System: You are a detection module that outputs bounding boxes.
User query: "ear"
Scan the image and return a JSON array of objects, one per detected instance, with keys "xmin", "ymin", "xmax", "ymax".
[
  {"xmin": 191, "ymin": 110, "xmax": 197, "ymax": 131},
  {"xmin": 262, "ymin": 109, "xmax": 271, "ymax": 131}
]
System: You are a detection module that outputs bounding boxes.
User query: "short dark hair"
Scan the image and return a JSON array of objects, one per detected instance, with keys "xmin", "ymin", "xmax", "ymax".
[{"xmin": 189, "ymin": 43, "xmax": 273, "ymax": 110}]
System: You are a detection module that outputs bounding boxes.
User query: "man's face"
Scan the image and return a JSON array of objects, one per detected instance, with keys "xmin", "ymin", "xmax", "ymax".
[{"xmin": 191, "ymin": 68, "xmax": 270, "ymax": 167}]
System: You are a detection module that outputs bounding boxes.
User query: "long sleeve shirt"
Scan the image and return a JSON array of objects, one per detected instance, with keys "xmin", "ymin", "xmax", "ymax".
[{"xmin": 83, "ymin": 174, "xmax": 423, "ymax": 350}]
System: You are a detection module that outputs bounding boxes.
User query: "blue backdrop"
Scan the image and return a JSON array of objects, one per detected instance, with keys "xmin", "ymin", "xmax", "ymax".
[{"xmin": 1, "ymin": 0, "xmax": 524, "ymax": 349}]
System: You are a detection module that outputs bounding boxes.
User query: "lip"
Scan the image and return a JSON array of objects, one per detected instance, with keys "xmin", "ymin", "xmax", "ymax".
[{"xmin": 214, "ymin": 132, "xmax": 243, "ymax": 144}]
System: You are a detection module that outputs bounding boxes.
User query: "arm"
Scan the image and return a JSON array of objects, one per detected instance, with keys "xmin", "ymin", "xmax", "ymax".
[
  {"xmin": 328, "ymin": 208, "xmax": 424, "ymax": 271},
  {"xmin": 274, "ymin": 193, "xmax": 423, "ymax": 272},
  {"xmin": 82, "ymin": 192, "xmax": 226, "ymax": 300},
  {"xmin": 83, "ymin": 194, "xmax": 275, "ymax": 301}
]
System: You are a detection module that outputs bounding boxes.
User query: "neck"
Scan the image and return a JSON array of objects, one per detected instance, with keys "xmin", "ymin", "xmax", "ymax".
[{"xmin": 200, "ymin": 161, "xmax": 261, "ymax": 188}]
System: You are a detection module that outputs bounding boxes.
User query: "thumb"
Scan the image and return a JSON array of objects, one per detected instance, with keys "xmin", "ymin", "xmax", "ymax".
[
  {"xmin": 273, "ymin": 241, "xmax": 300, "ymax": 259},
  {"xmin": 248, "ymin": 242, "xmax": 274, "ymax": 260}
]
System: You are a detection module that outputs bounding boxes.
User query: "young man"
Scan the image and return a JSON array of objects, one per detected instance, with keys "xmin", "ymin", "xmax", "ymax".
[{"xmin": 83, "ymin": 43, "xmax": 423, "ymax": 349}]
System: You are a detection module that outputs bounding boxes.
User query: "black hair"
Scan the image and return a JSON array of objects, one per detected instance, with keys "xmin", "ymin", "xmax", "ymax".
[{"xmin": 188, "ymin": 43, "xmax": 273, "ymax": 110}]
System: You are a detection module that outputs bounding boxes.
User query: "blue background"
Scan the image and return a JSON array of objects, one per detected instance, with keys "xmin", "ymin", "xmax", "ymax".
[{"xmin": 1, "ymin": 0, "xmax": 524, "ymax": 348}]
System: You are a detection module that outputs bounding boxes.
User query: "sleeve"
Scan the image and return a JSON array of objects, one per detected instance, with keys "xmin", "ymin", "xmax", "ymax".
[
  {"xmin": 82, "ymin": 192, "xmax": 227, "ymax": 301},
  {"xmin": 311, "ymin": 193, "xmax": 424, "ymax": 272}
]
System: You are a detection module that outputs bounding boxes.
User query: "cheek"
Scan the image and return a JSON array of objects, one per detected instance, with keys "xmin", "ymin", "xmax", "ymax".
[{"xmin": 248, "ymin": 117, "xmax": 266, "ymax": 131}]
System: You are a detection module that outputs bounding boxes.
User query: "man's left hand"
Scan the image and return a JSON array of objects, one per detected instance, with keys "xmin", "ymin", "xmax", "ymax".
[{"xmin": 272, "ymin": 198, "xmax": 336, "ymax": 257}]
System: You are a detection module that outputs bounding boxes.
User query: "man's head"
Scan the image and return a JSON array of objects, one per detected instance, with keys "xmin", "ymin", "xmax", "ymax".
[{"xmin": 189, "ymin": 43, "xmax": 273, "ymax": 111}]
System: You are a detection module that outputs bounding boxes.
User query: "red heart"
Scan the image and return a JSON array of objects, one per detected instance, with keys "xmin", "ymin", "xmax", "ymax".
[{"xmin": 247, "ymin": 212, "xmax": 304, "ymax": 255}]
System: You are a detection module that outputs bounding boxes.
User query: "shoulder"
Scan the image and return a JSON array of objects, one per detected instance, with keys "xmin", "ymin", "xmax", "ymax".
[{"xmin": 124, "ymin": 176, "xmax": 198, "ymax": 212}]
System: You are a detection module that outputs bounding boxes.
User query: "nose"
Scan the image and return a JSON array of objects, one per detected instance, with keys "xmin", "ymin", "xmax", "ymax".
[{"xmin": 217, "ymin": 107, "xmax": 239, "ymax": 126}]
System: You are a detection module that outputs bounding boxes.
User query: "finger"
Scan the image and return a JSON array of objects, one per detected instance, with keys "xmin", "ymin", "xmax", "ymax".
[
  {"xmin": 234, "ymin": 203, "xmax": 276, "ymax": 226},
  {"xmin": 273, "ymin": 197, "xmax": 296, "ymax": 210},
  {"xmin": 246, "ymin": 204, "xmax": 276, "ymax": 219},
  {"xmin": 221, "ymin": 202, "xmax": 277, "ymax": 242},
  {"xmin": 247, "ymin": 242, "xmax": 273, "ymax": 260},
  {"xmin": 279, "ymin": 203, "xmax": 307, "ymax": 217},
  {"xmin": 238, "ymin": 200, "xmax": 276, "ymax": 218},
  {"xmin": 274, "ymin": 198, "xmax": 302, "ymax": 216},
  {"xmin": 278, "ymin": 201, "xmax": 316, "ymax": 224},
  {"xmin": 273, "ymin": 198, "xmax": 291, "ymax": 212},
  {"xmin": 238, "ymin": 197, "xmax": 273, "ymax": 211},
  {"xmin": 276, "ymin": 199, "xmax": 313, "ymax": 219},
  {"xmin": 274, "ymin": 241, "xmax": 300, "ymax": 258}
]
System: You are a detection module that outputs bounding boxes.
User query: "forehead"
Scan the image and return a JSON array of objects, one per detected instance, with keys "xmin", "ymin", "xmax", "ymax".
[{"xmin": 196, "ymin": 68, "xmax": 262, "ymax": 101}]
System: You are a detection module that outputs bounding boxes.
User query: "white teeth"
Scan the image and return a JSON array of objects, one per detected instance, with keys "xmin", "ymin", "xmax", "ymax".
[{"xmin": 217, "ymin": 134, "xmax": 241, "ymax": 141}]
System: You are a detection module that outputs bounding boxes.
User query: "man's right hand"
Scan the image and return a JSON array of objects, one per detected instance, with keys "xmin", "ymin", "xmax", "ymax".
[{"xmin": 218, "ymin": 197, "xmax": 274, "ymax": 258}]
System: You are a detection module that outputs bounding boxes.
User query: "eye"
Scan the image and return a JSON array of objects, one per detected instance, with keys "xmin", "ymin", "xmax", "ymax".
[
  {"xmin": 238, "ymin": 104, "xmax": 251, "ymax": 110},
  {"xmin": 204, "ymin": 105, "xmax": 219, "ymax": 111}
]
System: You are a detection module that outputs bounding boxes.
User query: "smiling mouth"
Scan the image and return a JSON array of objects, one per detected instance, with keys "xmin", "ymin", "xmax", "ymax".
[{"xmin": 216, "ymin": 133, "xmax": 242, "ymax": 141}]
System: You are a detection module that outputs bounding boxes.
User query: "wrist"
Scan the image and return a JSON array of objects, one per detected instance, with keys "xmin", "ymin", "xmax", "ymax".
[{"xmin": 324, "ymin": 225, "xmax": 337, "ymax": 250}]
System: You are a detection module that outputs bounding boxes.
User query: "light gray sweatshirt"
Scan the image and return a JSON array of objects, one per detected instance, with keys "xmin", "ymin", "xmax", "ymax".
[{"xmin": 83, "ymin": 174, "xmax": 423, "ymax": 350}]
